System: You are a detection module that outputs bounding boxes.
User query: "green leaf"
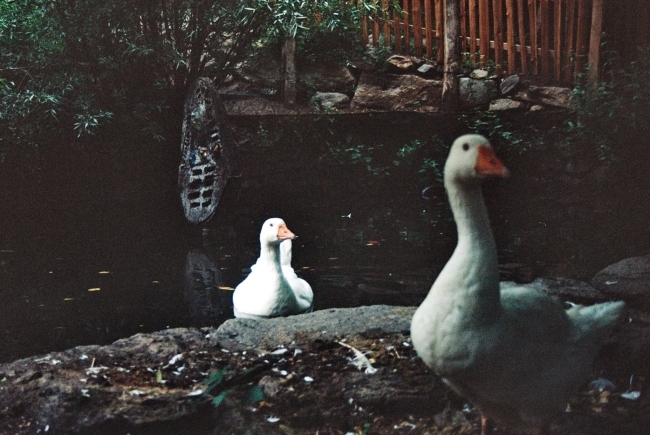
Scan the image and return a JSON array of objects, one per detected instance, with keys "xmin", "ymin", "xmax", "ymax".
[
  {"xmin": 242, "ymin": 385, "xmax": 264, "ymax": 406},
  {"xmin": 212, "ymin": 389, "xmax": 231, "ymax": 408}
]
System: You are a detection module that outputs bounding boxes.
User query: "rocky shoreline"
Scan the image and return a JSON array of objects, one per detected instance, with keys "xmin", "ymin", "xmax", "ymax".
[{"xmin": 2, "ymin": 257, "xmax": 650, "ymax": 435}]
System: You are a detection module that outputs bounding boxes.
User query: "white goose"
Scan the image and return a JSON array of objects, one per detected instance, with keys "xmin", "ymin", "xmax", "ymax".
[
  {"xmin": 410, "ymin": 134, "xmax": 624, "ymax": 435},
  {"xmin": 280, "ymin": 239, "xmax": 314, "ymax": 311},
  {"xmin": 233, "ymin": 218, "xmax": 313, "ymax": 318}
]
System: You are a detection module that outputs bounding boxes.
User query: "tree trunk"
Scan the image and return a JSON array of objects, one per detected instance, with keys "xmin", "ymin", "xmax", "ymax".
[
  {"xmin": 442, "ymin": 0, "xmax": 460, "ymax": 111},
  {"xmin": 282, "ymin": 36, "xmax": 297, "ymax": 106}
]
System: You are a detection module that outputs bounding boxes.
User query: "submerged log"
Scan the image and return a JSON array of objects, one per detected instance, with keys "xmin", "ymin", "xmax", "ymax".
[{"xmin": 179, "ymin": 77, "xmax": 232, "ymax": 224}]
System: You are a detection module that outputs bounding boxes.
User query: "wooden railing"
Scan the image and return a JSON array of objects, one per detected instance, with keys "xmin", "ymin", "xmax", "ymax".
[{"xmin": 362, "ymin": 0, "xmax": 605, "ymax": 84}]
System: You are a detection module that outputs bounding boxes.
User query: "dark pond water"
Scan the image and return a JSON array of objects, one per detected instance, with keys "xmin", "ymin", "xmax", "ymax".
[{"xmin": 0, "ymin": 113, "xmax": 645, "ymax": 363}]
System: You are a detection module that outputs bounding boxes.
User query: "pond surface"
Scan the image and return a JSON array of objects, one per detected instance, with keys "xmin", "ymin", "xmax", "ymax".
[{"xmin": 0, "ymin": 113, "xmax": 644, "ymax": 363}]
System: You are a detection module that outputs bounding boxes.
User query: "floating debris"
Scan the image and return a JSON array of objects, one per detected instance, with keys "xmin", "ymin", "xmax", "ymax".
[
  {"xmin": 621, "ymin": 391, "xmax": 641, "ymax": 400},
  {"xmin": 218, "ymin": 286, "xmax": 234, "ymax": 291},
  {"xmin": 267, "ymin": 416, "xmax": 281, "ymax": 423},
  {"xmin": 303, "ymin": 376, "xmax": 314, "ymax": 383},
  {"xmin": 88, "ymin": 288, "xmax": 100, "ymax": 292}
]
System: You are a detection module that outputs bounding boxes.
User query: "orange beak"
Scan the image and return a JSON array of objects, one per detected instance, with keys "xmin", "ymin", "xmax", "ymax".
[
  {"xmin": 277, "ymin": 224, "xmax": 296, "ymax": 241},
  {"xmin": 475, "ymin": 145, "xmax": 510, "ymax": 178}
]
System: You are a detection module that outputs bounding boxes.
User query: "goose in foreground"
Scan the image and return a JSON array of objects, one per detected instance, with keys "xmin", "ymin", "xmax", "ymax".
[
  {"xmin": 410, "ymin": 134, "xmax": 625, "ymax": 435},
  {"xmin": 233, "ymin": 218, "xmax": 313, "ymax": 318}
]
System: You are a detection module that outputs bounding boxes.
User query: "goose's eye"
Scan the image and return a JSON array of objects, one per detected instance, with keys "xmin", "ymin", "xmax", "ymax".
[
  {"xmin": 462, "ymin": 143, "xmax": 469, "ymax": 151},
  {"xmin": 269, "ymin": 223, "xmax": 274, "ymax": 227}
]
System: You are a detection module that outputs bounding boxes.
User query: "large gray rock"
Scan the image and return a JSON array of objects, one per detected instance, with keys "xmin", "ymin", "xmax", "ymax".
[
  {"xmin": 514, "ymin": 85, "xmax": 571, "ymax": 108},
  {"xmin": 591, "ymin": 256, "xmax": 650, "ymax": 308},
  {"xmin": 489, "ymin": 98, "xmax": 526, "ymax": 112},
  {"xmin": 351, "ymin": 72, "xmax": 442, "ymax": 111},
  {"xmin": 459, "ymin": 77, "xmax": 499, "ymax": 108},
  {"xmin": 311, "ymin": 92, "xmax": 351, "ymax": 110}
]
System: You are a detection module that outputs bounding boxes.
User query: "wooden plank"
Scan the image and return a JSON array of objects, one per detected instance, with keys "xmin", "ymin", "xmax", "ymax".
[
  {"xmin": 479, "ymin": 0, "xmax": 490, "ymax": 67},
  {"xmin": 469, "ymin": 0, "xmax": 478, "ymax": 65},
  {"xmin": 403, "ymin": 0, "xmax": 411, "ymax": 55},
  {"xmin": 394, "ymin": 9, "xmax": 402, "ymax": 53},
  {"xmin": 383, "ymin": 0, "xmax": 391, "ymax": 46},
  {"xmin": 493, "ymin": 0, "xmax": 504, "ymax": 71},
  {"xmin": 588, "ymin": 0, "xmax": 603, "ymax": 83},
  {"xmin": 554, "ymin": 0, "xmax": 562, "ymax": 81},
  {"xmin": 372, "ymin": 16, "xmax": 380, "ymax": 46},
  {"xmin": 413, "ymin": 0, "xmax": 423, "ymax": 56},
  {"xmin": 517, "ymin": 0, "xmax": 527, "ymax": 74},
  {"xmin": 460, "ymin": 0, "xmax": 468, "ymax": 53},
  {"xmin": 540, "ymin": 0, "xmax": 550, "ymax": 77},
  {"xmin": 564, "ymin": 0, "xmax": 576, "ymax": 82},
  {"xmin": 362, "ymin": 15, "xmax": 369, "ymax": 46},
  {"xmin": 506, "ymin": 0, "xmax": 515, "ymax": 73},
  {"xmin": 436, "ymin": 0, "xmax": 444, "ymax": 62},
  {"xmin": 528, "ymin": 0, "xmax": 538, "ymax": 75},
  {"xmin": 425, "ymin": 0, "xmax": 433, "ymax": 57},
  {"xmin": 443, "ymin": 0, "xmax": 461, "ymax": 111},
  {"xmin": 575, "ymin": 0, "xmax": 589, "ymax": 74}
]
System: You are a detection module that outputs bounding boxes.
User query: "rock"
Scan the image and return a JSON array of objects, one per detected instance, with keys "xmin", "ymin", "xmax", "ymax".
[
  {"xmin": 469, "ymin": 69, "xmax": 489, "ymax": 79},
  {"xmin": 529, "ymin": 104, "xmax": 545, "ymax": 112},
  {"xmin": 459, "ymin": 77, "xmax": 499, "ymax": 108},
  {"xmin": 416, "ymin": 63, "xmax": 437, "ymax": 77},
  {"xmin": 300, "ymin": 63, "xmax": 356, "ymax": 94},
  {"xmin": 311, "ymin": 92, "xmax": 350, "ymax": 110},
  {"xmin": 591, "ymin": 256, "xmax": 650, "ymax": 309},
  {"xmin": 385, "ymin": 55, "xmax": 417, "ymax": 74},
  {"xmin": 489, "ymin": 98, "xmax": 526, "ymax": 112},
  {"xmin": 350, "ymin": 72, "xmax": 442, "ymax": 111},
  {"xmin": 500, "ymin": 74, "xmax": 521, "ymax": 95},
  {"xmin": 514, "ymin": 85, "xmax": 572, "ymax": 108},
  {"xmin": 215, "ymin": 305, "xmax": 416, "ymax": 349}
]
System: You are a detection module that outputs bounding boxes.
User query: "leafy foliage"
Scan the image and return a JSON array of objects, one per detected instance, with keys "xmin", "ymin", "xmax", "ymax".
[
  {"xmin": 566, "ymin": 44, "xmax": 650, "ymax": 163},
  {"xmin": 0, "ymin": 0, "xmax": 269, "ymax": 156}
]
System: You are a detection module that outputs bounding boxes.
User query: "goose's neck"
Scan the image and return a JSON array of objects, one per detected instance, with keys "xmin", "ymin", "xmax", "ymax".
[
  {"xmin": 445, "ymin": 179, "xmax": 501, "ymax": 320},
  {"xmin": 259, "ymin": 242, "xmax": 283, "ymax": 273}
]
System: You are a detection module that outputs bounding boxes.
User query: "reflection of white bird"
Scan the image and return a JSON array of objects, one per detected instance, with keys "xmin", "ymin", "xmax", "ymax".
[
  {"xmin": 233, "ymin": 218, "xmax": 313, "ymax": 318},
  {"xmin": 411, "ymin": 134, "xmax": 625, "ymax": 435}
]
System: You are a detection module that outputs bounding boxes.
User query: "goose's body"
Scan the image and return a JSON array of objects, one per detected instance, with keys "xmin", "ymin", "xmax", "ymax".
[
  {"xmin": 411, "ymin": 135, "xmax": 624, "ymax": 434},
  {"xmin": 233, "ymin": 218, "xmax": 313, "ymax": 318},
  {"xmin": 279, "ymin": 240, "xmax": 314, "ymax": 311}
]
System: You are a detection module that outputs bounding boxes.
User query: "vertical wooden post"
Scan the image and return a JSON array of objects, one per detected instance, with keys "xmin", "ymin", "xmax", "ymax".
[
  {"xmin": 528, "ymin": 0, "xmax": 538, "ymax": 75},
  {"xmin": 383, "ymin": 0, "xmax": 391, "ymax": 46},
  {"xmin": 413, "ymin": 0, "xmax": 423, "ymax": 56},
  {"xmin": 506, "ymin": 0, "xmax": 516, "ymax": 74},
  {"xmin": 540, "ymin": 0, "xmax": 550, "ymax": 77},
  {"xmin": 564, "ymin": 0, "xmax": 576, "ymax": 82},
  {"xmin": 282, "ymin": 36, "xmax": 296, "ymax": 106},
  {"xmin": 587, "ymin": 0, "xmax": 603, "ymax": 83},
  {"xmin": 553, "ymin": 0, "xmax": 562, "ymax": 81},
  {"xmin": 394, "ymin": 9, "xmax": 402, "ymax": 53},
  {"xmin": 362, "ymin": 15, "xmax": 370, "ymax": 46},
  {"xmin": 436, "ymin": 0, "xmax": 445, "ymax": 62},
  {"xmin": 575, "ymin": 0, "xmax": 589, "ymax": 74},
  {"xmin": 479, "ymin": 0, "xmax": 490, "ymax": 67},
  {"xmin": 460, "ymin": 0, "xmax": 468, "ymax": 53},
  {"xmin": 403, "ymin": 0, "xmax": 411, "ymax": 54},
  {"xmin": 443, "ymin": 0, "xmax": 461, "ymax": 111},
  {"xmin": 517, "ymin": 0, "xmax": 528, "ymax": 74},
  {"xmin": 493, "ymin": 0, "xmax": 504, "ymax": 72},
  {"xmin": 425, "ymin": 0, "xmax": 434, "ymax": 57},
  {"xmin": 469, "ymin": 0, "xmax": 477, "ymax": 66}
]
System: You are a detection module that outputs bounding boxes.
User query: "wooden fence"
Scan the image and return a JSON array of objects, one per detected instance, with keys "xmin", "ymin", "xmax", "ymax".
[{"xmin": 362, "ymin": 0, "xmax": 606, "ymax": 84}]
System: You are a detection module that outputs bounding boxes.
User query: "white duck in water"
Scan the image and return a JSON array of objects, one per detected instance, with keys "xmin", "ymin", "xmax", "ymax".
[
  {"xmin": 410, "ymin": 134, "xmax": 624, "ymax": 435},
  {"xmin": 233, "ymin": 218, "xmax": 313, "ymax": 318}
]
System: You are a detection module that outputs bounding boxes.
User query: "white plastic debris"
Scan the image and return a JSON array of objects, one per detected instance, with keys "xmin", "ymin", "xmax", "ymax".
[
  {"xmin": 338, "ymin": 341, "xmax": 378, "ymax": 375},
  {"xmin": 44, "ymin": 425, "xmax": 49, "ymax": 432},
  {"xmin": 588, "ymin": 378, "xmax": 616, "ymax": 392},
  {"xmin": 293, "ymin": 349, "xmax": 303, "ymax": 356},
  {"xmin": 621, "ymin": 391, "xmax": 641, "ymax": 400},
  {"xmin": 80, "ymin": 389, "xmax": 90, "ymax": 397},
  {"xmin": 279, "ymin": 370, "xmax": 288, "ymax": 376},
  {"xmin": 267, "ymin": 416, "xmax": 280, "ymax": 423},
  {"xmin": 168, "ymin": 353, "xmax": 184, "ymax": 365},
  {"xmin": 85, "ymin": 366, "xmax": 108, "ymax": 376},
  {"xmin": 186, "ymin": 389, "xmax": 204, "ymax": 397},
  {"xmin": 271, "ymin": 348, "xmax": 288, "ymax": 355},
  {"xmin": 303, "ymin": 376, "xmax": 314, "ymax": 383}
]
